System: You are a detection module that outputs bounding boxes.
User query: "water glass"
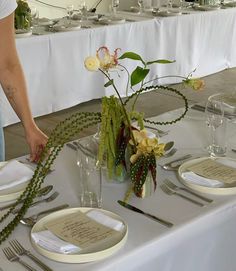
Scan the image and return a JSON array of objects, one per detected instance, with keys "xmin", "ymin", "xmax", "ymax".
[
  {"xmin": 77, "ymin": 138, "xmax": 102, "ymax": 208},
  {"xmin": 205, "ymin": 93, "xmax": 227, "ymax": 157}
]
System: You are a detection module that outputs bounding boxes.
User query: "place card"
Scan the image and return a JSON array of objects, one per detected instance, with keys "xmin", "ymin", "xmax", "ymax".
[
  {"xmin": 187, "ymin": 159, "xmax": 236, "ymax": 184},
  {"xmin": 45, "ymin": 211, "xmax": 121, "ymax": 251}
]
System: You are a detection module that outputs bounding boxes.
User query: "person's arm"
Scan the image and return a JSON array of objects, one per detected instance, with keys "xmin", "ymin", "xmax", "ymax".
[{"xmin": 0, "ymin": 12, "xmax": 48, "ymax": 161}]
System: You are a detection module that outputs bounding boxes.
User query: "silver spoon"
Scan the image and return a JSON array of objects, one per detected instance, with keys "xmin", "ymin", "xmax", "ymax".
[
  {"xmin": 0, "ymin": 185, "xmax": 53, "ymax": 211},
  {"xmin": 162, "ymin": 148, "xmax": 177, "ymax": 158},
  {"xmin": 20, "ymin": 204, "xmax": 69, "ymax": 227}
]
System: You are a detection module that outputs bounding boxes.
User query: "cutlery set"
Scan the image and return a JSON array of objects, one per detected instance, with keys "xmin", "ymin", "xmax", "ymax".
[{"xmin": 3, "ymin": 239, "xmax": 53, "ymax": 271}]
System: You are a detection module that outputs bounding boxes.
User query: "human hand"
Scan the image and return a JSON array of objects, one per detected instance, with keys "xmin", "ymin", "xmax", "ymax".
[{"xmin": 25, "ymin": 124, "xmax": 48, "ymax": 162}]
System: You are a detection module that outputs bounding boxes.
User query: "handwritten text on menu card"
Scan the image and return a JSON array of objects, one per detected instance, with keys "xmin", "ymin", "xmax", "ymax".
[
  {"xmin": 45, "ymin": 211, "xmax": 120, "ymax": 250},
  {"xmin": 187, "ymin": 159, "xmax": 236, "ymax": 184}
]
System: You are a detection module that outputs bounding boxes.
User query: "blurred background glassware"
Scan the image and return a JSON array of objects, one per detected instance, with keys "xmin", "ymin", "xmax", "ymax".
[
  {"xmin": 205, "ymin": 93, "xmax": 227, "ymax": 157},
  {"xmin": 111, "ymin": 0, "xmax": 120, "ymax": 17},
  {"xmin": 137, "ymin": 0, "xmax": 145, "ymax": 13},
  {"xmin": 66, "ymin": 4, "xmax": 74, "ymax": 25},
  {"xmin": 77, "ymin": 0, "xmax": 88, "ymax": 21},
  {"xmin": 30, "ymin": 6, "xmax": 39, "ymax": 27},
  {"xmin": 77, "ymin": 138, "xmax": 102, "ymax": 208}
]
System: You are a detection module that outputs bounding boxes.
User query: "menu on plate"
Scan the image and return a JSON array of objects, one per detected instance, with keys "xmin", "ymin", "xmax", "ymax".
[
  {"xmin": 187, "ymin": 159, "xmax": 236, "ymax": 184},
  {"xmin": 45, "ymin": 211, "xmax": 121, "ymax": 251}
]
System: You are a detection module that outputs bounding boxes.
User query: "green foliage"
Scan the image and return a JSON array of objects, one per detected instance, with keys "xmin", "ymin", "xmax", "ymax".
[
  {"xmin": 15, "ymin": 0, "xmax": 31, "ymax": 30},
  {"xmin": 0, "ymin": 112, "xmax": 101, "ymax": 244},
  {"xmin": 131, "ymin": 66, "xmax": 150, "ymax": 87},
  {"xmin": 119, "ymin": 52, "xmax": 145, "ymax": 65},
  {"xmin": 146, "ymin": 59, "xmax": 175, "ymax": 65}
]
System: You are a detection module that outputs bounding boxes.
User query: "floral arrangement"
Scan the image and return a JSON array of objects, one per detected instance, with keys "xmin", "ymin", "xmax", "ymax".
[
  {"xmin": 0, "ymin": 47, "xmax": 203, "ymax": 244},
  {"xmin": 15, "ymin": 0, "xmax": 32, "ymax": 30},
  {"xmin": 84, "ymin": 47, "xmax": 204, "ymax": 199}
]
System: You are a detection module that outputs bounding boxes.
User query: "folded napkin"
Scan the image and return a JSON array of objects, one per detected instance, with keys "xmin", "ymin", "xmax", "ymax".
[
  {"xmin": 0, "ymin": 160, "xmax": 33, "ymax": 191},
  {"xmin": 31, "ymin": 210, "xmax": 124, "ymax": 254},
  {"xmin": 182, "ymin": 172, "xmax": 224, "ymax": 188}
]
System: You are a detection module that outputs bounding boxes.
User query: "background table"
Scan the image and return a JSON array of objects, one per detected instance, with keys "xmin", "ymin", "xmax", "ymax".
[
  {"xmin": 1, "ymin": 8, "xmax": 236, "ymax": 127},
  {"xmin": 1, "ymin": 107, "xmax": 236, "ymax": 270}
]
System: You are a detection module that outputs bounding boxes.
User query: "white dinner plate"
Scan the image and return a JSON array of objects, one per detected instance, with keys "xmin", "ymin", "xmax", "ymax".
[
  {"xmin": 154, "ymin": 10, "xmax": 182, "ymax": 17},
  {"xmin": 193, "ymin": 4, "xmax": 221, "ymax": 11},
  {"xmin": 53, "ymin": 24, "xmax": 81, "ymax": 32},
  {"xmin": 38, "ymin": 17, "xmax": 54, "ymax": 26},
  {"xmin": 31, "ymin": 207, "xmax": 128, "ymax": 263},
  {"xmin": 0, "ymin": 162, "xmax": 30, "ymax": 202},
  {"xmin": 222, "ymin": 1, "xmax": 236, "ymax": 7},
  {"xmin": 15, "ymin": 30, "xmax": 32, "ymax": 38},
  {"xmin": 178, "ymin": 157, "xmax": 236, "ymax": 195},
  {"xmin": 98, "ymin": 17, "xmax": 126, "ymax": 25}
]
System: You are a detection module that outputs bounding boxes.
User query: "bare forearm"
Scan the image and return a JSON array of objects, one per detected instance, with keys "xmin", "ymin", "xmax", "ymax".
[{"xmin": 0, "ymin": 62, "xmax": 36, "ymax": 130}]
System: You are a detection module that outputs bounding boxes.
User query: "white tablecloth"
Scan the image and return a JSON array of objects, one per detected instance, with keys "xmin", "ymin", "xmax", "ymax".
[
  {"xmin": 1, "ymin": 8, "xmax": 236, "ymax": 126},
  {"xmin": 1, "ymin": 107, "xmax": 236, "ymax": 270}
]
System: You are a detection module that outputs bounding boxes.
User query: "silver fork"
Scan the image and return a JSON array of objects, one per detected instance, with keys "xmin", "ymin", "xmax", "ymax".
[
  {"xmin": 3, "ymin": 247, "xmax": 37, "ymax": 271},
  {"xmin": 163, "ymin": 179, "xmax": 213, "ymax": 203},
  {"xmin": 9, "ymin": 240, "xmax": 53, "ymax": 271},
  {"xmin": 12, "ymin": 191, "xmax": 59, "ymax": 214},
  {"xmin": 160, "ymin": 184, "xmax": 205, "ymax": 207}
]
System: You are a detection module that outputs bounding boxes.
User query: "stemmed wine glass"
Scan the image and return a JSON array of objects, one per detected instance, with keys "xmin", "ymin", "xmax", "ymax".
[
  {"xmin": 66, "ymin": 4, "xmax": 74, "ymax": 25},
  {"xmin": 111, "ymin": 0, "xmax": 120, "ymax": 18},
  {"xmin": 77, "ymin": 0, "xmax": 88, "ymax": 21},
  {"xmin": 137, "ymin": 0, "xmax": 145, "ymax": 13},
  {"xmin": 205, "ymin": 93, "xmax": 227, "ymax": 157}
]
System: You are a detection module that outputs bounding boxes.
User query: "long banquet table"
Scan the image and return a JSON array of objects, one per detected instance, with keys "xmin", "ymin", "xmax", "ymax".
[
  {"xmin": 1, "ymin": 107, "xmax": 236, "ymax": 270},
  {"xmin": 1, "ymin": 7, "xmax": 236, "ymax": 126}
]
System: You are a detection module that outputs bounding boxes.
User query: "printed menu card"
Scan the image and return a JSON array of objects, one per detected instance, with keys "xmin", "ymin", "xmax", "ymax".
[
  {"xmin": 187, "ymin": 158, "xmax": 236, "ymax": 184},
  {"xmin": 45, "ymin": 211, "xmax": 121, "ymax": 252}
]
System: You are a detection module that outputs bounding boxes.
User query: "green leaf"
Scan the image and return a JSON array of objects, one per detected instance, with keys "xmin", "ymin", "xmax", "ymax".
[
  {"xmin": 146, "ymin": 59, "xmax": 175, "ymax": 65},
  {"xmin": 131, "ymin": 66, "xmax": 150, "ymax": 87},
  {"xmin": 119, "ymin": 52, "xmax": 145, "ymax": 64},
  {"xmin": 104, "ymin": 79, "xmax": 114, "ymax": 88}
]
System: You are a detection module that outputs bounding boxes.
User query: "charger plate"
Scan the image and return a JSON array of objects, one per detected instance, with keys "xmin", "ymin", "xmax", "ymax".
[
  {"xmin": 31, "ymin": 207, "xmax": 128, "ymax": 263},
  {"xmin": 0, "ymin": 162, "xmax": 30, "ymax": 202},
  {"xmin": 178, "ymin": 157, "xmax": 236, "ymax": 195}
]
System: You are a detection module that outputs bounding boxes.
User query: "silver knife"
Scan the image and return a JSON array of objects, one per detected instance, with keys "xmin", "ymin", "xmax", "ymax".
[{"xmin": 118, "ymin": 200, "xmax": 173, "ymax": 228}]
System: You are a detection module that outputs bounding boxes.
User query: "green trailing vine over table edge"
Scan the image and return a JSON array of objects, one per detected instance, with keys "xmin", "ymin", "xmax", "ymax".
[{"xmin": 0, "ymin": 85, "xmax": 188, "ymax": 244}]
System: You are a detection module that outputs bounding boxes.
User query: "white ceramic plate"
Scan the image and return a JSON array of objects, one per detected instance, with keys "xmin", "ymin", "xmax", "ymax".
[
  {"xmin": 53, "ymin": 24, "xmax": 81, "ymax": 32},
  {"xmin": 154, "ymin": 10, "xmax": 181, "ymax": 17},
  {"xmin": 38, "ymin": 18, "xmax": 54, "ymax": 26},
  {"xmin": 223, "ymin": 1, "xmax": 236, "ymax": 7},
  {"xmin": 178, "ymin": 157, "xmax": 236, "ymax": 195},
  {"xmin": 0, "ymin": 162, "xmax": 30, "ymax": 202},
  {"xmin": 98, "ymin": 17, "xmax": 126, "ymax": 25},
  {"xmin": 15, "ymin": 30, "xmax": 32, "ymax": 38},
  {"xmin": 31, "ymin": 207, "xmax": 128, "ymax": 263},
  {"xmin": 193, "ymin": 4, "xmax": 221, "ymax": 11}
]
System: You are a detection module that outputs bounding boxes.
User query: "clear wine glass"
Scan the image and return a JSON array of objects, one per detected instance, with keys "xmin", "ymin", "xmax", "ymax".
[
  {"xmin": 137, "ymin": 0, "xmax": 145, "ymax": 13},
  {"xmin": 205, "ymin": 93, "xmax": 227, "ymax": 157},
  {"xmin": 77, "ymin": 0, "xmax": 88, "ymax": 21},
  {"xmin": 30, "ymin": 6, "xmax": 39, "ymax": 27},
  {"xmin": 111, "ymin": 0, "xmax": 120, "ymax": 18},
  {"xmin": 66, "ymin": 4, "xmax": 74, "ymax": 25}
]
